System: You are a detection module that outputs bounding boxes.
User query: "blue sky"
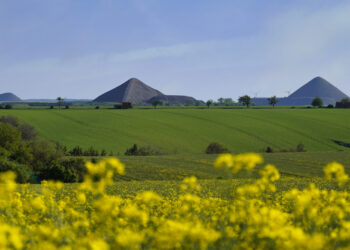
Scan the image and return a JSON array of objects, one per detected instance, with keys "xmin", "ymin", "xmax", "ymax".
[{"xmin": 1, "ymin": 0, "xmax": 349, "ymax": 100}]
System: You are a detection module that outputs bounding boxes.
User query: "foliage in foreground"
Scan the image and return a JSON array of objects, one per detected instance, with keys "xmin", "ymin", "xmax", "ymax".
[
  {"xmin": 1, "ymin": 154, "xmax": 350, "ymax": 249},
  {"xmin": 0, "ymin": 116, "xmax": 87, "ymax": 183}
]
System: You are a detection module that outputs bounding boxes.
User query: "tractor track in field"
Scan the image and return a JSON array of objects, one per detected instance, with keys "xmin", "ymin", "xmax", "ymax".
[
  {"xmin": 231, "ymin": 110, "xmax": 339, "ymax": 150},
  {"xmin": 107, "ymin": 110, "xmax": 212, "ymax": 145},
  {"xmin": 51, "ymin": 111, "xmax": 153, "ymax": 146},
  {"xmin": 163, "ymin": 110, "xmax": 280, "ymax": 148}
]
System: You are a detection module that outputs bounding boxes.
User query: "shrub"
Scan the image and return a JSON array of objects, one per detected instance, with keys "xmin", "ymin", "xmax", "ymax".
[
  {"xmin": 0, "ymin": 105, "xmax": 3, "ymax": 109},
  {"xmin": 0, "ymin": 122, "xmax": 22, "ymax": 153},
  {"xmin": 205, "ymin": 142, "xmax": 229, "ymax": 154},
  {"xmin": 122, "ymin": 102, "xmax": 133, "ymax": 109},
  {"xmin": 29, "ymin": 139, "xmax": 64, "ymax": 174},
  {"xmin": 19, "ymin": 123, "xmax": 38, "ymax": 141},
  {"xmin": 327, "ymin": 104, "xmax": 334, "ymax": 108},
  {"xmin": 0, "ymin": 115, "xmax": 19, "ymax": 127},
  {"xmin": 65, "ymin": 105, "xmax": 70, "ymax": 109},
  {"xmin": 0, "ymin": 116, "xmax": 84, "ymax": 183},
  {"xmin": 264, "ymin": 143, "xmax": 306, "ymax": 153},
  {"xmin": 0, "ymin": 158, "xmax": 32, "ymax": 183},
  {"xmin": 55, "ymin": 142, "xmax": 68, "ymax": 156},
  {"xmin": 69, "ymin": 146, "xmax": 84, "ymax": 156},
  {"xmin": 0, "ymin": 115, "xmax": 37, "ymax": 141},
  {"xmin": 125, "ymin": 144, "xmax": 163, "ymax": 156},
  {"xmin": 296, "ymin": 143, "xmax": 306, "ymax": 152},
  {"xmin": 312, "ymin": 97, "xmax": 323, "ymax": 108},
  {"xmin": 44, "ymin": 158, "xmax": 86, "ymax": 182},
  {"xmin": 59, "ymin": 157, "xmax": 86, "ymax": 181},
  {"xmin": 5, "ymin": 104, "xmax": 13, "ymax": 109},
  {"xmin": 44, "ymin": 163, "xmax": 66, "ymax": 181},
  {"xmin": 265, "ymin": 146, "xmax": 274, "ymax": 153},
  {"xmin": 95, "ymin": 106, "xmax": 100, "ymax": 109},
  {"xmin": 50, "ymin": 105, "xmax": 54, "ymax": 109},
  {"xmin": 84, "ymin": 146, "xmax": 99, "ymax": 156},
  {"xmin": 101, "ymin": 149, "xmax": 107, "ymax": 156}
]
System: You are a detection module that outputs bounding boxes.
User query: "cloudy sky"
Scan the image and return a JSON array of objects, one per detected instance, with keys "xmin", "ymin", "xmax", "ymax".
[{"xmin": 1, "ymin": 0, "xmax": 349, "ymax": 100}]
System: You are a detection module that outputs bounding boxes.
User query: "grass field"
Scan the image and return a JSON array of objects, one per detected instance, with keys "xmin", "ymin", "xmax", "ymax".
[{"xmin": 1, "ymin": 108, "xmax": 350, "ymax": 154}]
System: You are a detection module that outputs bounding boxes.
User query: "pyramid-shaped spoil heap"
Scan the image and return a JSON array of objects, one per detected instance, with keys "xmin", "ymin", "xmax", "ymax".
[
  {"xmin": 94, "ymin": 78, "xmax": 164, "ymax": 104},
  {"xmin": 286, "ymin": 76, "xmax": 348, "ymax": 105},
  {"xmin": 0, "ymin": 93, "xmax": 22, "ymax": 102}
]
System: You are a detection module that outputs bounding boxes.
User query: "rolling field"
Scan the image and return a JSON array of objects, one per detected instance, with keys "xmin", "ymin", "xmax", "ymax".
[
  {"xmin": 102, "ymin": 151, "xmax": 350, "ymax": 181},
  {"xmin": 1, "ymin": 108, "xmax": 350, "ymax": 154}
]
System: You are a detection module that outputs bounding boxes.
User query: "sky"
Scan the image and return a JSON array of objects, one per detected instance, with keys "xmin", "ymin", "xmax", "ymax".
[{"xmin": 1, "ymin": 0, "xmax": 350, "ymax": 100}]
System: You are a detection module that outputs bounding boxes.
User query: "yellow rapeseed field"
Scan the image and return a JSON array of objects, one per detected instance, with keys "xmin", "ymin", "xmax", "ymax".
[{"xmin": 0, "ymin": 153, "xmax": 350, "ymax": 249}]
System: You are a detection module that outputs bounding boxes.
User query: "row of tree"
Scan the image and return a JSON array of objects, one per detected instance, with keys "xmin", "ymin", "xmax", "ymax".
[
  {"xmin": 205, "ymin": 96, "xmax": 350, "ymax": 108},
  {"xmin": 206, "ymin": 95, "xmax": 278, "ymax": 108}
]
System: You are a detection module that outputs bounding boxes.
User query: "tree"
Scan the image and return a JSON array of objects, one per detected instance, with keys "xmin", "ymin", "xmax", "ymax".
[
  {"xmin": 205, "ymin": 142, "xmax": 229, "ymax": 154},
  {"xmin": 100, "ymin": 149, "xmax": 107, "ymax": 156},
  {"xmin": 5, "ymin": 104, "xmax": 13, "ymax": 109},
  {"xmin": 341, "ymin": 98, "xmax": 350, "ymax": 103},
  {"xmin": 152, "ymin": 100, "xmax": 161, "ymax": 109},
  {"xmin": 238, "ymin": 95, "xmax": 251, "ymax": 107},
  {"xmin": 224, "ymin": 98, "xmax": 234, "ymax": 106},
  {"xmin": 217, "ymin": 98, "xmax": 225, "ymax": 105},
  {"xmin": 206, "ymin": 100, "xmax": 213, "ymax": 108},
  {"xmin": 57, "ymin": 97, "xmax": 64, "ymax": 110},
  {"xmin": 19, "ymin": 123, "xmax": 37, "ymax": 141},
  {"xmin": 268, "ymin": 96, "xmax": 278, "ymax": 108},
  {"xmin": 311, "ymin": 97, "xmax": 323, "ymax": 108}
]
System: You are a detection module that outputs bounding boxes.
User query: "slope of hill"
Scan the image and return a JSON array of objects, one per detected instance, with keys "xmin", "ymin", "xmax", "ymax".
[
  {"xmin": 94, "ymin": 78, "xmax": 163, "ymax": 103},
  {"xmin": 1, "ymin": 109, "xmax": 350, "ymax": 154},
  {"xmin": 0, "ymin": 92, "xmax": 21, "ymax": 102}
]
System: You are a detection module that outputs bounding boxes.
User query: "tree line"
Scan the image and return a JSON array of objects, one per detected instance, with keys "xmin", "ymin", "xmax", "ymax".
[{"xmin": 205, "ymin": 95, "xmax": 278, "ymax": 108}]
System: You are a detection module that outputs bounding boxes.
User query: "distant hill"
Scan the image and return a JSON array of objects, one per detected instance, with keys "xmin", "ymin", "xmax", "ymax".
[
  {"xmin": 24, "ymin": 99, "xmax": 92, "ymax": 102},
  {"xmin": 252, "ymin": 77, "xmax": 349, "ymax": 106},
  {"xmin": 286, "ymin": 76, "xmax": 348, "ymax": 105},
  {"xmin": 0, "ymin": 93, "xmax": 21, "ymax": 102},
  {"xmin": 147, "ymin": 95, "xmax": 197, "ymax": 105},
  {"xmin": 94, "ymin": 78, "xmax": 197, "ymax": 104}
]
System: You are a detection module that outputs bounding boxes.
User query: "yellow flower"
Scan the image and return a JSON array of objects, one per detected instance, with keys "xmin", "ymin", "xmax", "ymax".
[
  {"xmin": 214, "ymin": 153, "xmax": 263, "ymax": 173},
  {"xmin": 324, "ymin": 162, "xmax": 349, "ymax": 186},
  {"xmin": 116, "ymin": 229, "xmax": 144, "ymax": 250},
  {"xmin": 105, "ymin": 157, "xmax": 125, "ymax": 175}
]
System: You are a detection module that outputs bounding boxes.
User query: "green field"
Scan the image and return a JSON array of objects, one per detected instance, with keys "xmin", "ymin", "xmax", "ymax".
[
  {"xmin": 2, "ymin": 108, "xmax": 350, "ymax": 186},
  {"xmin": 1, "ymin": 108, "xmax": 350, "ymax": 154}
]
